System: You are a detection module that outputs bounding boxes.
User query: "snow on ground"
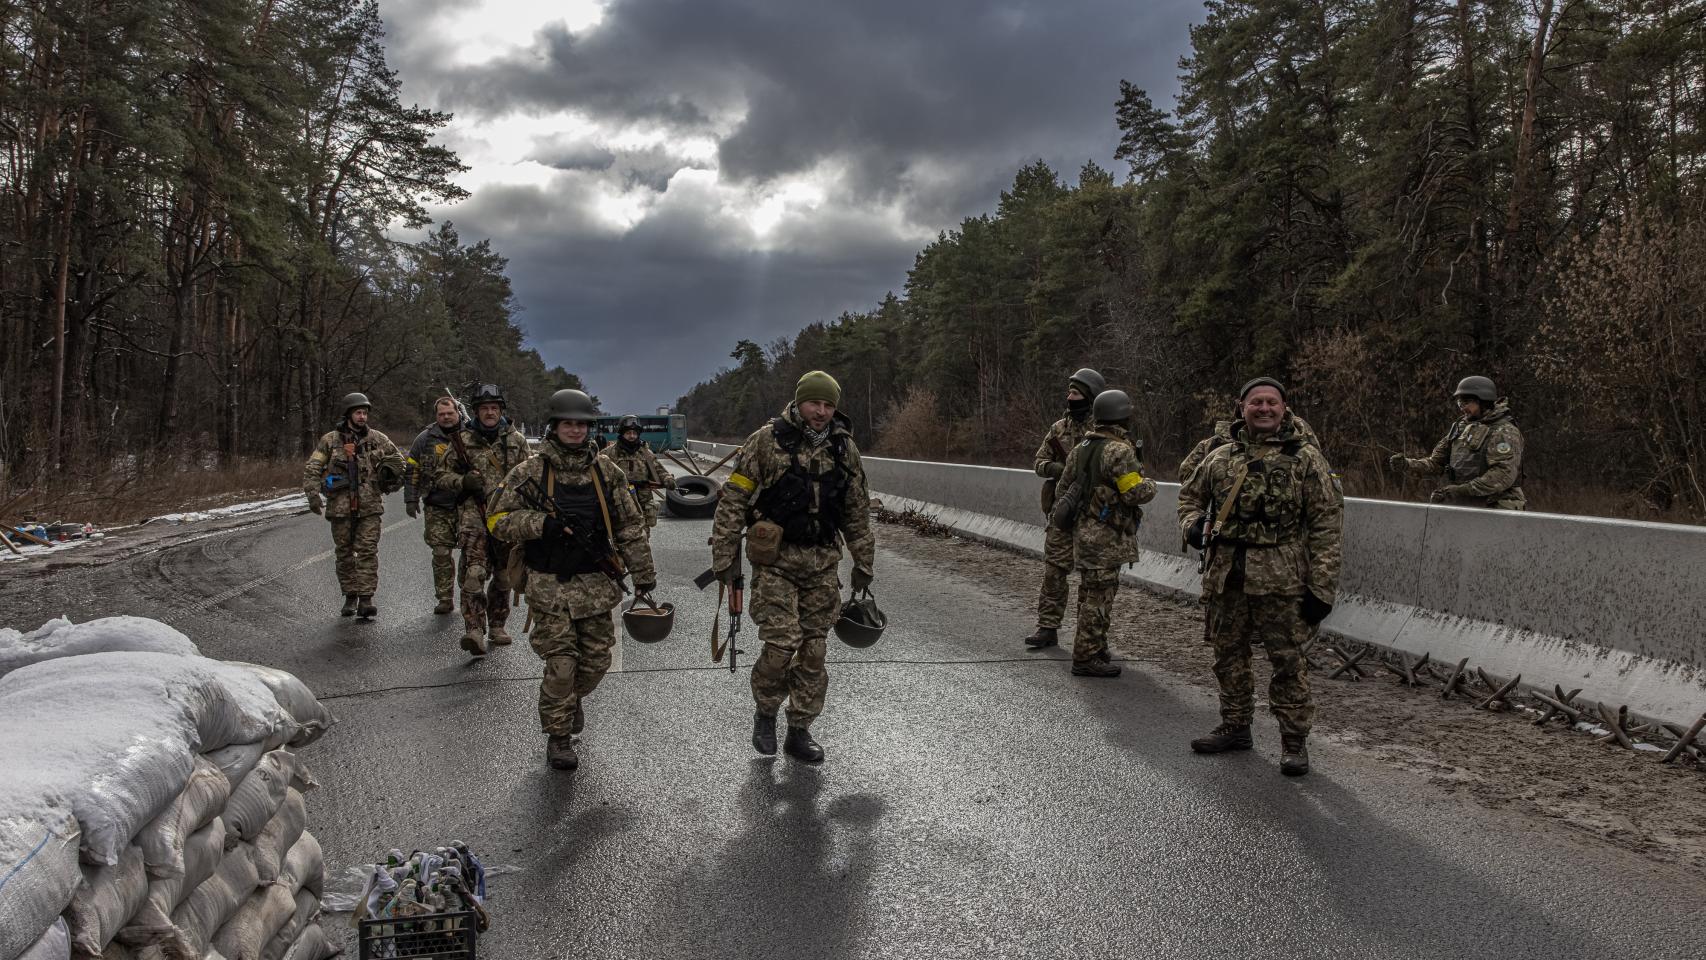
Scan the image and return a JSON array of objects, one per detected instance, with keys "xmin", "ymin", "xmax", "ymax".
[
  {"xmin": 141, "ymin": 492, "xmax": 302, "ymax": 525},
  {"xmin": 0, "ymin": 534, "xmax": 102, "ymax": 563}
]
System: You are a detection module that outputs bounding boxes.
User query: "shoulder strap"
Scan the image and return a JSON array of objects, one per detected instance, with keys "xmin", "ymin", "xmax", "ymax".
[{"xmin": 588, "ymin": 459, "xmax": 618, "ymax": 543}]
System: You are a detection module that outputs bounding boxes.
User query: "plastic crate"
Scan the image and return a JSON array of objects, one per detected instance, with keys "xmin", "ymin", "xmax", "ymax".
[{"xmin": 357, "ymin": 911, "xmax": 478, "ymax": 959}]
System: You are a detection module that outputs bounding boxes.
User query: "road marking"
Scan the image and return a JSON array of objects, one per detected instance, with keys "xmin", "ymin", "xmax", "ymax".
[{"xmin": 166, "ymin": 517, "xmax": 419, "ymax": 622}]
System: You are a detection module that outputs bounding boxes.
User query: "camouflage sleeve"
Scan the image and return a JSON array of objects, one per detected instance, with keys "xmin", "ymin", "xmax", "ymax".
[
  {"xmin": 404, "ymin": 430, "xmax": 431, "ymax": 503},
  {"xmin": 1034, "ymin": 422, "xmax": 1065, "ymax": 478},
  {"xmin": 1177, "ymin": 448, "xmax": 1214, "ymax": 533},
  {"xmin": 839, "ymin": 442, "xmax": 876, "ymax": 575},
  {"xmin": 487, "ymin": 461, "xmax": 545, "ymax": 543},
  {"xmin": 1301, "ymin": 448, "xmax": 1345, "ymax": 604},
  {"xmin": 605, "ymin": 461, "xmax": 657, "ymax": 587},
  {"xmin": 1104, "ymin": 441, "xmax": 1157, "ymax": 506},
  {"xmin": 302, "ymin": 433, "xmax": 332, "ymax": 495},
  {"xmin": 1407, "ymin": 431, "xmax": 1451, "ymax": 477},
  {"xmin": 380, "ymin": 435, "xmax": 405, "ymax": 477},
  {"xmin": 1177, "ymin": 437, "xmax": 1212, "ymax": 484},
  {"xmin": 711, "ymin": 435, "xmax": 766, "ymax": 571},
  {"xmin": 1459, "ymin": 424, "xmax": 1523, "ymax": 497},
  {"xmin": 647, "ymin": 449, "xmax": 673, "ymax": 487},
  {"xmin": 433, "ymin": 436, "xmax": 469, "ymax": 494}
]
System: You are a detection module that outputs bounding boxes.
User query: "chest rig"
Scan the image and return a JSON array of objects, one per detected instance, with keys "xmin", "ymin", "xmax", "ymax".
[
  {"xmin": 1215, "ymin": 438, "xmax": 1309, "ymax": 546},
  {"xmin": 523, "ymin": 460, "xmax": 613, "ymax": 580},
  {"xmin": 752, "ymin": 418, "xmax": 851, "ymax": 547}
]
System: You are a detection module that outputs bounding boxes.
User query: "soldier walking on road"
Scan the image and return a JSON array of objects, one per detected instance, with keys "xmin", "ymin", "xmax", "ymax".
[
  {"xmin": 1178, "ymin": 378, "xmax": 1343, "ymax": 776},
  {"xmin": 602, "ymin": 414, "xmax": 676, "ymax": 532},
  {"xmin": 435, "ymin": 384, "xmax": 532, "ymax": 655},
  {"xmin": 710, "ymin": 370, "xmax": 876, "ymax": 764},
  {"xmin": 488, "ymin": 389, "xmax": 657, "ymax": 771},
  {"xmin": 1389, "ymin": 376, "xmax": 1526, "ymax": 510},
  {"xmin": 302, "ymin": 392, "xmax": 407, "ymax": 619},
  {"xmin": 1025, "ymin": 368, "xmax": 1105, "ymax": 649},
  {"xmin": 405, "ymin": 397, "xmax": 465, "ymax": 615},
  {"xmin": 1051, "ymin": 389, "xmax": 1156, "ymax": 677}
]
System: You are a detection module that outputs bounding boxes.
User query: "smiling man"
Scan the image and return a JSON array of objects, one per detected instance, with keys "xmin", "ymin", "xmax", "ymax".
[{"xmin": 1388, "ymin": 376, "xmax": 1527, "ymax": 510}]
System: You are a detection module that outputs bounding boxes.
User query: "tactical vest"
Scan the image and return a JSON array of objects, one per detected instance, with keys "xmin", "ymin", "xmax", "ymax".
[
  {"xmin": 752, "ymin": 419, "xmax": 851, "ymax": 547},
  {"xmin": 1216, "ymin": 439, "xmax": 1309, "ymax": 546},
  {"xmin": 523, "ymin": 462, "xmax": 613, "ymax": 579},
  {"xmin": 1444, "ymin": 420, "xmax": 1493, "ymax": 483},
  {"xmin": 1074, "ymin": 437, "xmax": 1142, "ymax": 535}
]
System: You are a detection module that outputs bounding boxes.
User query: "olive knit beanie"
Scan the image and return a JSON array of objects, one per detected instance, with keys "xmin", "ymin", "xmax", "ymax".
[{"xmin": 795, "ymin": 370, "xmax": 842, "ymax": 406}]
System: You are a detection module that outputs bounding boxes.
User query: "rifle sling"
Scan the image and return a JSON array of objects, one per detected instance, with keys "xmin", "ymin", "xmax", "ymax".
[{"xmin": 1211, "ymin": 465, "xmax": 1248, "ymax": 535}]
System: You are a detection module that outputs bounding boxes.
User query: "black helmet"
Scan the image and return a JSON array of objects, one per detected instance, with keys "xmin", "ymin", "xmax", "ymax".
[
  {"xmin": 621, "ymin": 596, "xmax": 674, "ymax": 643},
  {"xmin": 546, "ymin": 389, "xmax": 598, "ymax": 424},
  {"xmin": 340, "ymin": 392, "xmax": 371, "ymax": 417},
  {"xmin": 1092, "ymin": 389, "xmax": 1133, "ymax": 423},
  {"xmin": 834, "ymin": 589, "xmax": 887, "ymax": 648},
  {"xmin": 1454, "ymin": 376, "xmax": 1497, "ymax": 404},
  {"xmin": 617, "ymin": 414, "xmax": 642, "ymax": 432},
  {"xmin": 471, "ymin": 383, "xmax": 506, "ymax": 409},
  {"xmin": 1069, "ymin": 368, "xmax": 1106, "ymax": 398}
]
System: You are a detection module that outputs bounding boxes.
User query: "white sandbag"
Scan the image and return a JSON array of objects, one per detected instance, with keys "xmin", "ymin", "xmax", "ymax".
[
  {"xmin": 227, "ymin": 665, "xmax": 334, "ymax": 748},
  {"xmin": 248, "ymin": 792, "xmax": 307, "ymax": 886},
  {"xmin": 278, "ymin": 924, "xmax": 340, "ymax": 960},
  {"xmin": 211, "ymin": 884, "xmax": 297, "ymax": 960},
  {"xmin": 0, "ymin": 617, "xmax": 199, "ymax": 678},
  {"xmin": 202, "ymin": 744, "xmax": 266, "ymax": 787},
  {"xmin": 136, "ymin": 759, "xmax": 230, "ymax": 879},
  {"xmin": 65, "ymin": 845, "xmax": 153, "ymax": 956},
  {"xmin": 224, "ymin": 754, "xmax": 313, "ymax": 847},
  {"xmin": 15, "ymin": 918, "xmax": 71, "ymax": 960},
  {"xmin": 122, "ymin": 817, "xmax": 226, "ymax": 948},
  {"xmin": 0, "ymin": 814, "xmax": 82, "ymax": 960},
  {"xmin": 275, "ymin": 834, "xmax": 324, "ymax": 898},
  {"xmin": 170, "ymin": 844, "xmax": 261, "ymax": 956},
  {"xmin": 260, "ymin": 890, "xmax": 321, "ymax": 960}
]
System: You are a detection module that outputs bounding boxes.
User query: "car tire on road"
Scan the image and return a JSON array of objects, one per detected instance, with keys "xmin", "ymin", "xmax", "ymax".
[{"xmin": 665, "ymin": 475, "xmax": 720, "ymax": 519}]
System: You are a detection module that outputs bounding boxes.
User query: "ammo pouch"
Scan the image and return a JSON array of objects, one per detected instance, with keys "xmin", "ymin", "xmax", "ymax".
[
  {"xmin": 1048, "ymin": 485, "xmax": 1081, "ymax": 530},
  {"xmin": 746, "ymin": 519, "xmax": 783, "ymax": 566}
]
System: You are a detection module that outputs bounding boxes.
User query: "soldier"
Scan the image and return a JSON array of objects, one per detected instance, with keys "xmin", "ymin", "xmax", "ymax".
[
  {"xmin": 434, "ymin": 383, "xmax": 532, "ymax": 655},
  {"xmin": 710, "ymin": 370, "xmax": 875, "ymax": 764},
  {"xmin": 1024, "ymin": 368, "xmax": 1105, "ymax": 649},
  {"xmin": 1051, "ymin": 389, "xmax": 1157, "ymax": 677},
  {"xmin": 302, "ymin": 392, "xmax": 406, "ymax": 619},
  {"xmin": 1389, "ymin": 376, "xmax": 1526, "ymax": 509},
  {"xmin": 405, "ymin": 397, "xmax": 464, "ymax": 615},
  {"xmin": 1180, "ymin": 412, "xmax": 1321, "ymax": 485},
  {"xmin": 1178, "ymin": 377, "xmax": 1342, "ymax": 776},
  {"xmin": 602, "ymin": 414, "xmax": 676, "ymax": 531},
  {"xmin": 487, "ymin": 389, "xmax": 657, "ymax": 771}
]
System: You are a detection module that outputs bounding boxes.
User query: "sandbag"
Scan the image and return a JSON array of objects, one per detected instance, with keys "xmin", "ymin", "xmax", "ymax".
[
  {"xmin": 0, "ymin": 814, "xmax": 82, "ymax": 960},
  {"xmin": 275, "ymin": 834, "xmax": 324, "ymax": 899},
  {"xmin": 211, "ymin": 884, "xmax": 297, "ymax": 960},
  {"xmin": 16, "ymin": 918, "xmax": 71, "ymax": 960},
  {"xmin": 203, "ymin": 744, "xmax": 267, "ymax": 787},
  {"xmin": 123, "ymin": 817, "xmax": 226, "ymax": 947},
  {"xmin": 135, "ymin": 758, "xmax": 230, "ymax": 879},
  {"xmin": 0, "ymin": 617, "xmax": 199, "ymax": 679},
  {"xmin": 248, "ymin": 792, "xmax": 307, "ymax": 886},
  {"xmin": 170, "ymin": 843, "xmax": 261, "ymax": 956},
  {"xmin": 278, "ymin": 923, "xmax": 340, "ymax": 960},
  {"xmin": 261, "ymin": 891, "xmax": 321, "ymax": 960},
  {"xmin": 224, "ymin": 754, "xmax": 313, "ymax": 846},
  {"xmin": 228, "ymin": 665, "xmax": 334, "ymax": 748},
  {"xmin": 65, "ymin": 844, "xmax": 152, "ymax": 956}
]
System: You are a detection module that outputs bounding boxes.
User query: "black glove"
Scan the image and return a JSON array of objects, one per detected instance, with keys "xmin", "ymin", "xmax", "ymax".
[
  {"xmin": 1430, "ymin": 486, "xmax": 1459, "ymax": 504},
  {"xmin": 461, "ymin": 472, "xmax": 484, "ymax": 494},
  {"xmin": 851, "ymin": 568, "xmax": 874, "ymax": 592},
  {"xmin": 1387, "ymin": 453, "xmax": 1407, "ymax": 471},
  {"xmin": 1301, "ymin": 592, "xmax": 1333, "ymax": 626},
  {"xmin": 305, "ymin": 492, "xmax": 323, "ymax": 515},
  {"xmin": 542, "ymin": 516, "xmax": 565, "ymax": 540},
  {"xmin": 405, "ymin": 501, "xmax": 419, "ymax": 518},
  {"xmin": 1042, "ymin": 461, "xmax": 1065, "ymax": 479},
  {"xmin": 1185, "ymin": 516, "xmax": 1208, "ymax": 551}
]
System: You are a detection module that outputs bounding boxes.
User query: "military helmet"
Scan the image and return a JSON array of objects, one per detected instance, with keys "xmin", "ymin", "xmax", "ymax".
[
  {"xmin": 471, "ymin": 382, "xmax": 506, "ymax": 409},
  {"xmin": 1092, "ymin": 389, "xmax": 1133, "ymax": 423},
  {"xmin": 1454, "ymin": 376, "xmax": 1497, "ymax": 404},
  {"xmin": 1069, "ymin": 368, "xmax": 1106, "ymax": 398},
  {"xmin": 340, "ymin": 392, "xmax": 372, "ymax": 417},
  {"xmin": 546, "ymin": 389, "xmax": 598, "ymax": 424},
  {"xmin": 617, "ymin": 414, "xmax": 642, "ymax": 432},
  {"xmin": 621, "ymin": 597, "xmax": 675, "ymax": 643},
  {"xmin": 834, "ymin": 590, "xmax": 887, "ymax": 648}
]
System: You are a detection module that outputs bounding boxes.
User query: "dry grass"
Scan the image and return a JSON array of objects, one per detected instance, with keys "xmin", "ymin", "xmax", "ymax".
[{"xmin": 2, "ymin": 458, "xmax": 299, "ymax": 527}]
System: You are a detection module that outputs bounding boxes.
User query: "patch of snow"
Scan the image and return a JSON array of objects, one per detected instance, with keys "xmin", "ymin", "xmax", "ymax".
[
  {"xmin": 141, "ymin": 493, "xmax": 301, "ymax": 525},
  {"xmin": 0, "ymin": 536, "xmax": 101, "ymax": 564},
  {"xmin": 0, "ymin": 616, "xmax": 200, "ymax": 678},
  {"xmin": 1634, "ymin": 743, "xmax": 1666, "ymax": 753}
]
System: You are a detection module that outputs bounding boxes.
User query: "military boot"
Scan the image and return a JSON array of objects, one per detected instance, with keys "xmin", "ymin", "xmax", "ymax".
[
  {"xmin": 488, "ymin": 625, "xmax": 513, "ymax": 646},
  {"xmin": 1190, "ymin": 723, "xmax": 1254, "ymax": 754},
  {"xmin": 547, "ymin": 735, "xmax": 579, "ymax": 771},
  {"xmin": 356, "ymin": 596, "xmax": 377, "ymax": 619},
  {"xmin": 1280, "ymin": 735, "xmax": 1310, "ymax": 776},
  {"xmin": 433, "ymin": 598, "xmax": 454, "ymax": 615},
  {"xmin": 572, "ymin": 703, "xmax": 585, "ymax": 735},
  {"xmin": 1071, "ymin": 658, "xmax": 1121, "ymax": 678},
  {"xmin": 1024, "ymin": 626, "xmax": 1058, "ymax": 649},
  {"xmin": 783, "ymin": 726, "xmax": 824, "ymax": 763},
  {"xmin": 340, "ymin": 595, "xmax": 358, "ymax": 617},
  {"xmin": 751, "ymin": 710, "xmax": 777, "ymax": 756},
  {"xmin": 460, "ymin": 627, "xmax": 488, "ymax": 657}
]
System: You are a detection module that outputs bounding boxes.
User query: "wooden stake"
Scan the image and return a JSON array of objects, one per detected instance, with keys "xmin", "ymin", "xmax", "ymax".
[
  {"xmin": 1328, "ymin": 646, "xmax": 1371, "ymax": 681},
  {"xmin": 1661, "ymin": 714, "xmax": 1706, "ymax": 764},
  {"xmin": 1381, "ymin": 651, "xmax": 1432, "ymax": 687},
  {"xmin": 0, "ymin": 528, "xmax": 20, "ymax": 555},
  {"xmin": 4, "ymin": 525, "xmax": 52, "ymax": 547},
  {"xmin": 1532, "ymin": 692, "xmax": 1583, "ymax": 725}
]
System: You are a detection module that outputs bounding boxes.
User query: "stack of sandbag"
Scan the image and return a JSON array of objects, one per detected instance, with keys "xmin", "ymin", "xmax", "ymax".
[{"xmin": 0, "ymin": 617, "xmax": 343, "ymax": 960}]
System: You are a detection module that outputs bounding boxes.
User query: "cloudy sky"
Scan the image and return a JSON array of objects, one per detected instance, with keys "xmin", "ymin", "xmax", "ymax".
[{"xmin": 382, "ymin": 0, "xmax": 1202, "ymax": 413}]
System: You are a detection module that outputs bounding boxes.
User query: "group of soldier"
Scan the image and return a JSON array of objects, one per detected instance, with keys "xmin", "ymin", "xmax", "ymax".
[{"xmin": 299, "ymin": 364, "xmax": 1524, "ymax": 778}]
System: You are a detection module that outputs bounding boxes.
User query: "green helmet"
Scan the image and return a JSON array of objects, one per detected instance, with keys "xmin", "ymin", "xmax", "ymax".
[
  {"xmin": 1092, "ymin": 389, "xmax": 1133, "ymax": 423},
  {"xmin": 1454, "ymin": 376, "xmax": 1497, "ymax": 404},
  {"xmin": 617, "ymin": 414, "xmax": 642, "ymax": 432},
  {"xmin": 1069, "ymin": 368, "xmax": 1106, "ymax": 398},
  {"xmin": 340, "ymin": 392, "xmax": 371, "ymax": 417},
  {"xmin": 834, "ymin": 591, "xmax": 887, "ymax": 648},
  {"xmin": 547, "ymin": 389, "xmax": 598, "ymax": 424}
]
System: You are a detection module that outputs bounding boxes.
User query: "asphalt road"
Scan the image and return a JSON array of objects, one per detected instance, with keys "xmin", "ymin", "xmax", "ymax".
[{"xmin": 3, "ymin": 491, "xmax": 1701, "ymax": 959}]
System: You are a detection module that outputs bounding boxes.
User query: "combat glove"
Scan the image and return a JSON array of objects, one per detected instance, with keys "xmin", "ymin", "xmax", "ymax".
[
  {"xmin": 1387, "ymin": 453, "xmax": 1407, "ymax": 471},
  {"xmin": 1430, "ymin": 486, "xmax": 1461, "ymax": 503},
  {"xmin": 405, "ymin": 501, "xmax": 419, "ymax": 518},
  {"xmin": 543, "ymin": 516, "xmax": 566, "ymax": 540},
  {"xmin": 1041, "ymin": 461, "xmax": 1065, "ymax": 479},
  {"xmin": 1301, "ymin": 591, "xmax": 1333, "ymax": 626},
  {"xmin": 634, "ymin": 581, "xmax": 657, "ymax": 595},
  {"xmin": 461, "ymin": 472, "xmax": 484, "ymax": 494},
  {"xmin": 306, "ymin": 492, "xmax": 323, "ymax": 515},
  {"xmin": 851, "ymin": 568, "xmax": 874, "ymax": 592},
  {"xmin": 1184, "ymin": 515, "xmax": 1208, "ymax": 550},
  {"xmin": 664, "ymin": 476, "xmax": 678, "ymax": 489}
]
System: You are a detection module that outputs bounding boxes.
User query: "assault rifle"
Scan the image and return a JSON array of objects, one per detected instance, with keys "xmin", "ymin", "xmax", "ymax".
[
  {"xmin": 693, "ymin": 537, "xmax": 744, "ymax": 673},
  {"xmin": 510, "ymin": 475, "xmax": 629, "ymax": 591}
]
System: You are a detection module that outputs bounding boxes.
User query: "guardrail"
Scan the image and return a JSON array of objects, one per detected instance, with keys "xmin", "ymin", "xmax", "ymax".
[{"xmin": 687, "ymin": 439, "xmax": 1706, "ymax": 725}]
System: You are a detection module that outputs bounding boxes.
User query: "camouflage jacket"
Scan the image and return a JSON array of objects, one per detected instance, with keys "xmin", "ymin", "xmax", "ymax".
[
  {"xmin": 487, "ymin": 438, "xmax": 656, "ymax": 619},
  {"xmin": 1179, "ymin": 415, "xmax": 1320, "ymax": 484},
  {"xmin": 433, "ymin": 421, "xmax": 533, "ymax": 533},
  {"xmin": 603, "ymin": 439, "xmax": 675, "ymax": 509},
  {"xmin": 302, "ymin": 426, "xmax": 405, "ymax": 519},
  {"xmin": 1177, "ymin": 414, "xmax": 1343, "ymax": 602},
  {"xmin": 1033, "ymin": 411, "xmax": 1093, "ymax": 479},
  {"xmin": 405, "ymin": 422, "xmax": 461, "ymax": 510},
  {"xmin": 1056, "ymin": 425, "xmax": 1157, "ymax": 569},
  {"xmin": 1402, "ymin": 402, "xmax": 1525, "ymax": 509},
  {"xmin": 712, "ymin": 404, "xmax": 876, "ymax": 583}
]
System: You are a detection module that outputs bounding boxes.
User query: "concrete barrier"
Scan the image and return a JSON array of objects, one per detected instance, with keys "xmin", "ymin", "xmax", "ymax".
[{"xmin": 687, "ymin": 439, "xmax": 1706, "ymax": 725}]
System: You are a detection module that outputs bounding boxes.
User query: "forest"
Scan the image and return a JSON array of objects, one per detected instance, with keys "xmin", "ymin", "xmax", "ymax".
[
  {"xmin": 678, "ymin": 0, "xmax": 1706, "ymax": 521},
  {"xmin": 0, "ymin": 1, "xmax": 579, "ymax": 510}
]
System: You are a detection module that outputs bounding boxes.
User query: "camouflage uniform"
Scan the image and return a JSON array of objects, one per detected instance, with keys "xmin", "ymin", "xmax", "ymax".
[
  {"xmin": 1032, "ymin": 411, "xmax": 1093, "ymax": 629},
  {"xmin": 602, "ymin": 438, "xmax": 675, "ymax": 529},
  {"xmin": 405, "ymin": 422, "xmax": 462, "ymax": 604},
  {"xmin": 435, "ymin": 422, "xmax": 532, "ymax": 638},
  {"xmin": 712, "ymin": 404, "xmax": 876, "ymax": 731},
  {"xmin": 302, "ymin": 426, "xmax": 405, "ymax": 596},
  {"xmin": 1399, "ymin": 401, "xmax": 1526, "ymax": 509},
  {"xmin": 488, "ymin": 438, "xmax": 655, "ymax": 736},
  {"xmin": 1179, "ymin": 416, "xmax": 1320, "ymax": 485},
  {"xmin": 1055, "ymin": 425, "xmax": 1157, "ymax": 663},
  {"xmin": 1177, "ymin": 414, "xmax": 1343, "ymax": 737}
]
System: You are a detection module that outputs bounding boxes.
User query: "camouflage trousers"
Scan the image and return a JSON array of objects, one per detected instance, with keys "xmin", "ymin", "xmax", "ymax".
[
  {"xmin": 527, "ymin": 605, "xmax": 617, "ymax": 737},
  {"xmin": 423, "ymin": 505, "xmax": 459, "ymax": 602},
  {"xmin": 749, "ymin": 565, "xmax": 839, "ymax": 730},
  {"xmin": 1035, "ymin": 524, "xmax": 1075, "ymax": 628},
  {"xmin": 1072, "ymin": 567, "xmax": 1121, "ymax": 664},
  {"xmin": 637, "ymin": 494, "xmax": 660, "ymax": 529},
  {"xmin": 1205, "ymin": 589, "xmax": 1315, "ymax": 737},
  {"xmin": 328, "ymin": 515, "xmax": 382, "ymax": 596},
  {"xmin": 457, "ymin": 527, "xmax": 515, "ymax": 634}
]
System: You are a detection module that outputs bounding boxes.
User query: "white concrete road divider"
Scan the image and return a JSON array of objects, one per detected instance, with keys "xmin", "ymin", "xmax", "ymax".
[{"xmin": 688, "ymin": 439, "xmax": 1706, "ymax": 726}]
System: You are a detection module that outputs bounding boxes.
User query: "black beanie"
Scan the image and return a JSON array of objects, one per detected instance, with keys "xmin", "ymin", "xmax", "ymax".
[{"xmin": 1239, "ymin": 377, "xmax": 1287, "ymax": 401}]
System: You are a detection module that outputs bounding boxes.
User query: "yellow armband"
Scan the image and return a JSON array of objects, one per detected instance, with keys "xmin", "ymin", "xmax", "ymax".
[
  {"xmin": 485, "ymin": 511, "xmax": 509, "ymax": 534},
  {"xmin": 727, "ymin": 472, "xmax": 757, "ymax": 493},
  {"xmin": 1116, "ymin": 471, "xmax": 1145, "ymax": 493}
]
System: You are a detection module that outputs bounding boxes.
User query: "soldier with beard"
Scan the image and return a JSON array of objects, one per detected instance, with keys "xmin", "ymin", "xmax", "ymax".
[
  {"xmin": 1389, "ymin": 376, "xmax": 1527, "ymax": 510},
  {"xmin": 435, "ymin": 383, "xmax": 532, "ymax": 655},
  {"xmin": 302, "ymin": 392, "xmax": 406, "ymax": 618},
  {"xmin": 1025, "ymin": 368, "xmax": 1105, "ymax": 650},
  {"xmin": 602, "ymin": 414, "xmax": 676, "ymax": 531}
]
